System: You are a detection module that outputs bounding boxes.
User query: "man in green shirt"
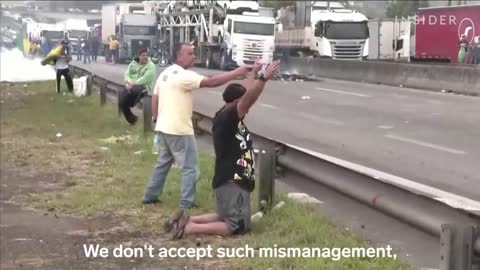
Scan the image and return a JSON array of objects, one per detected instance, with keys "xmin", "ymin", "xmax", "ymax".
[{"xmin": 120, "ymin": 48, "xmax": 156, "ymax": 125}]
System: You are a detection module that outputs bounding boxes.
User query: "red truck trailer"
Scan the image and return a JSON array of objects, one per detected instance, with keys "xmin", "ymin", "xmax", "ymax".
[{"xmin": 414, "ymin": 5, "xmax": 480, "ymax": 62}]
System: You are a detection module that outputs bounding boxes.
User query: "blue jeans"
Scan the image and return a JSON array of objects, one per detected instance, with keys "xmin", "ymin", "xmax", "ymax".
[{"xmin": 143, "ymin": 132, "xmax": 199, "ymax": 208}]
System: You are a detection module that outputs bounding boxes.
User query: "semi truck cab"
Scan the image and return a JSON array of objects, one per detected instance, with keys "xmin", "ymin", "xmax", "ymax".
[
  {"xmin": 222, "ymin": 14, "xmax": 275, "ymax": 66},
  {"xmin": 118, "ymin": 14, "xmax": 157, "ymax": 61},
  {"xmin": 67, "ymin": 29, "xmax": 91, "ymax": 55},
  {"xmin": 311, "ymin": 9, "xmax": 369, "ymax": 60},
  {"xmin": 275, "ymin": 1, "xmax": 369, "ymax": 61}
]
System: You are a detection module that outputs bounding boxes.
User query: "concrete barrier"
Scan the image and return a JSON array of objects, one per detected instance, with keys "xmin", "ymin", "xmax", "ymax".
[{"xmin": 283, "ymin": 58, "xmax": 480, "ymax": 96}]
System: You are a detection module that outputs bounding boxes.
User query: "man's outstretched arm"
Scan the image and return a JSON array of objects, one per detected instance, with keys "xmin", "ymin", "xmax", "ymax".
[{"xmin": 199, "ymin": 66, "xmax": 250, "ymax": 88}]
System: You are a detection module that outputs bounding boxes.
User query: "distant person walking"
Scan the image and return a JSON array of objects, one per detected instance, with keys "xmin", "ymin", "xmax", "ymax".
[
  {"xmin": 83, "ymin": 37, "xmax": 92, "ymax": 64},
  {"xmin": 77, "ymin": 37, "xmax": 85, "ymax": 61},
  {"xmin": 109, "ymin": 35, "xmax": 120, "ymax": 64},
  {"xmin": 55, "ymin": 40, "xmax": 74, "ymax": 94},
  {"xmin": 91, "ymin": 36, "xmax": 99, "ymax": 62}
]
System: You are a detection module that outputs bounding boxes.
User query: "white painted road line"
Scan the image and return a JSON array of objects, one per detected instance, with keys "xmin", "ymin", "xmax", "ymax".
[
  {"xmin": 297, "ymin": 112, "xmax": 345, "ymax": 126},
  {"xmin": 316, "ymin": 87, "xmax": 370, "ymax": 97},
  {"xmin": 385, "ymin": 134, "xmax": 466, "ymax": 155},
  {"xmin": 377, "ymin": 125, "xmax": 394, "ymax": 130},
  {"xmin": 207, "ymin": 90, "xmax": 222, "ymax": 96},
  {"xmin": 259, "ymin": 103, "xmax": 277, "ymax": 109},
  {"xmin": 284, "ymin": 143, "xmax": 480, "ymax": 213}
]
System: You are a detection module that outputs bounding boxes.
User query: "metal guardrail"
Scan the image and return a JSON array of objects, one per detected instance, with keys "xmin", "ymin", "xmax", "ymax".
[{"xmin": 71, "ymin": 65, "xmax": 480, "ymax": 270}]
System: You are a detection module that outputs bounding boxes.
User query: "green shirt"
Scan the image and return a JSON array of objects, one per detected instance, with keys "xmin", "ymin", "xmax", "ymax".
[{"xmin": 124, "ymin": 58, "xmax": 156, "ymax": 94}]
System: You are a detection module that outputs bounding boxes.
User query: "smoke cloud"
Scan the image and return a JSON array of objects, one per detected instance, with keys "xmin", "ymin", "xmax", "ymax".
[{"xmin": 0, "ymin": 47, "xmax": 56, "ymax": 82}]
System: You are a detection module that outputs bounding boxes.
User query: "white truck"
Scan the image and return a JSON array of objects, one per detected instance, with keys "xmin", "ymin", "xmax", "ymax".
[
  {"xmin": 36, "ymin": 23, "xmax": 66, "ymax": 54},
  {"xmin": 156, "ymin": 0, "xmax": 275, "ymax": 70},
  {"xmin": 368, "ymin": 18, "xmax": 413, "ymax": 61},
  {"xmin": 63, "ymin": 19, "xmax": 92, "ymax": 55},
  {"xmin": 276, "ymin": 1, "xmax": 369, "ymax": 60},
  {"xmin": 102, "ymin": 3, "xmax": 158, "ymax": 62}
]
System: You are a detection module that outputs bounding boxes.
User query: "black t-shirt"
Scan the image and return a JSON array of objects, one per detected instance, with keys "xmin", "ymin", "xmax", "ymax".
[{"xmin": 212, "ymin": 102, "xmax": 255, "ymax": 192}]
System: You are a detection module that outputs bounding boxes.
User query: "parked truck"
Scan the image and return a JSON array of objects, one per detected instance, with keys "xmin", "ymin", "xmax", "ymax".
[
  {"xmin": 35, "ymin": 23, "xmax": 66, "ymax": 55},
  {"xmin": 101, "ymin": 3, "xmax": 158, "ymax": 62},
  {"xmin": 367, "ymin": 18, "xmax": 411, "ymax": 60},
  {"xmin": 63, "ymin": 19, "xmax": 92, "ymax": 55},
  {"xmin": 275, "ymin": 1, "xmax": 369, "ymax": 60},
  {"xmin": 157, "ymin": 0, "xmax": 275, "ymax": 70},
  {"xmin": 396, "ymin": 4, "xmax": 480, "ymax": 63}
]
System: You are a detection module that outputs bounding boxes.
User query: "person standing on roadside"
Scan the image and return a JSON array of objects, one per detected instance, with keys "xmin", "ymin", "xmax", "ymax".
[
  {"xmin": 110, "ymin": 36, "xmax": 120, "ymax": 64},
  {"xmin": 458, "ymin": 34, "xmax": 469, "ymax": 63},
  {"xmin": 83, "ymin": 36, "xmax": 92, "ymax": 64},
  {"xmin": 91, "ymin": 36, "xmax": 99, "ymax": 62},
  {"xmin": 55, "ymin": 40, "xmax": 74, "ymax": 94},
  {"xmin": 142, "ymin": 43, "xmax": 250, "ymax": 209}
]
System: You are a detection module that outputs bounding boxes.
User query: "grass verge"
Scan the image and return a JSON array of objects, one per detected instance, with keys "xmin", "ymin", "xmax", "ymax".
[{"xmin": 1, "ymin": 80, "xmax": 412, "ymax": 269}]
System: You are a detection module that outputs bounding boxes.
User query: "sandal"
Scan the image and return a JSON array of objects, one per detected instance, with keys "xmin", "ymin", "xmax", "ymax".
[
  {"xmin": 163, "ymin": 209, "xmax": 185, "ymax": 233},
  {"xmin": 171, "ymin": 214, "xmax": 190, "ymax": 240}
]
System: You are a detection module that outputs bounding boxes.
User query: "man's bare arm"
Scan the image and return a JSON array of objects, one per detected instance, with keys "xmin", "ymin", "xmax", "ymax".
[
  {"xmin": 151, "ymin": 94, "xmax": 159, "ymax": 122},
  {"xmin": 199, "ymin": 66, "xmax": 250, "ymax": 88}
]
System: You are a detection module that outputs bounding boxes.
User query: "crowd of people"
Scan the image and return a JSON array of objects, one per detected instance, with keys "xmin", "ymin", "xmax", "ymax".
[
  {"xmin": 23, "ymin": 33, "xmax": 54, "ymax": 58},
  {"xmin": 458, "ymin": 35, "xmax": 480, "ymax": 65},
  {"xmin": 75, "ymin": 35, "xmax": 100, "ymax": 64}
]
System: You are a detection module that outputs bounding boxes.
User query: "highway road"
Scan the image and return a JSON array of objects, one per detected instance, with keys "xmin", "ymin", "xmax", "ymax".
[{"xmin": 73, "ymin": 59, "xmax": 480, "ymax": 202}]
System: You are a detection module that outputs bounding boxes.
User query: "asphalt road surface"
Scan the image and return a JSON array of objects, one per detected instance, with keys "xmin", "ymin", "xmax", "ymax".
[{"xmin": 73, "ymin": 59, "xmax": 480, "ymax": 202}]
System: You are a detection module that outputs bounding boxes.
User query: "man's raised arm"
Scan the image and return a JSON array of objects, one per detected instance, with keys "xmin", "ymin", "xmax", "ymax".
[{"xmin": 237, "ymin": 60, "xmax": 281, "ymax": 118}]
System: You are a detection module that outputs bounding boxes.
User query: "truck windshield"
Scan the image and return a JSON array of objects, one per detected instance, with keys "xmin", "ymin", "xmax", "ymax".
[
  {"xmin": 44, "ymin": 31, "xmax": 64, "ymax": 39},
  {"xmin": 123, "ymin": 26, "xmax": 156, "ymax": 36},
  {"xmin": 325, "ymin": 21, "xmax": 369, "ymax": 40},
  {"xmin": 312, "ymin": 3, "xmax": 345, "ymax": 10},
  {"xmin": 68, "ymin": 30, "xmax": 88, "ymax": 39},
  {"xmin": 233, "ymin": 22, "xmax": 274, "ymax": 36}
]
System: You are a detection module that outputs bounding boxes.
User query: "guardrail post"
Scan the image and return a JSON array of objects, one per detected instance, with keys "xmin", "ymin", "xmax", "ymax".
[
  {"xmin": 87, "ymin": 74, "xmax": 93, "ymax": 96},
  {"xmin": 440, "ymin": 224, "xmax": 480, "ymax": 270},
  {"xmin": 143, "ymin": 95, "xmax": 152, "ymax": 133},
  {"xmin": 257, "ymin": 142, "xmax": 276, "ymax": 212},
  {"xmin": 117, "ymin": 87, "xmax": 123, "ymax": 116},
  {"xmin": 100, "ymin": 83, "xmax": 107, "ymax": 106}
]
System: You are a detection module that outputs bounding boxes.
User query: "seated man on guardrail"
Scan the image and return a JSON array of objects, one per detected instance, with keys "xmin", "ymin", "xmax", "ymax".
[
  {"xmin": 164, "ymin": 59, "xmax": 280, "ymax": 240},
  {"xmin": 119, "ymin": 48, "xmax": 156, "ymax": 125}
]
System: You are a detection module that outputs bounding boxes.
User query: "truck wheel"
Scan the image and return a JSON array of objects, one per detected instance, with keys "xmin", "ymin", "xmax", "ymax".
[
  {"xmin": 219, "ymin": 50, "xmax": 227, "ymax": 71},
  {"xmin": 206, "ymin": 49, "xmax": 215, "ymax": 69}
]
